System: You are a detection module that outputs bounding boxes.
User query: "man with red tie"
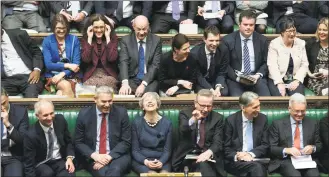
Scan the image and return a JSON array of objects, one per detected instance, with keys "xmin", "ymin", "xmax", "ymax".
[
  {"xmin": 74, "ymin": 86, "xmax": 131, "ymax": 177},
  {"xmin": 268, "ymin": 93, "xmax": 322, "ymax": 177}
]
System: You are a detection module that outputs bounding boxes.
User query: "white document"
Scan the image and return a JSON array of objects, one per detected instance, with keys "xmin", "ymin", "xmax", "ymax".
[
  {"xmin": 179, "ymin": 24, "xmax": 198, "ymax": 34},
  {"xmin": 203, "ymin": 12, "xmax": 221, "ymax": 20},
  {"xmin": 185, "ymin": 154, "xmax": 216, "ymax": 163},
  {"xmin": 256, "ymin": 13, "xmax": 268, "ymax": 19},
  {"xmin": 291, "ymin": 155, "xmax": 317, "ymax": 169}
]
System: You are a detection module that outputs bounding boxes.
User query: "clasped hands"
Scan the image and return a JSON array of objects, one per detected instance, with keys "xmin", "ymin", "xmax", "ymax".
[
  {"xmin": 285, "ymin": 145, "xmax": 314, "ymax": 157},
  {"xmin": 91, "ymin": 153, "xmax": 113, "ymax": 170},
  {"xmin": 144, "ymin": 159, "xmax": 163, "ymax": 170},
  {"xmin": 236, "ymin": 152, "xmax": 254, "ymax": 162}
]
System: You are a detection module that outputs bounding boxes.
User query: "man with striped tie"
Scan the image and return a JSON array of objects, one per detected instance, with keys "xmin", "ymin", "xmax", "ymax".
[
  {"xmin": 268, "ymin": 93, "xmax": 322, "ymax": 177},
  {"xmin": 221, "ymin": 10, "xmax": 271, "ymax": 96}
]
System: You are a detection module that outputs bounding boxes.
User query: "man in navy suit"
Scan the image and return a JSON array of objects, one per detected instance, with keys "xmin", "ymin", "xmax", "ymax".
[
  {"xmin": 75, "ymin": 86, "xmax": 131, "ymax": 177},
  {"xmin": 1, "ymin": 87, "xmax": 29, "ymax": 177},
  {"xmin": 24, "ymin": 99, "xmax": 75, "ymax": 177}
]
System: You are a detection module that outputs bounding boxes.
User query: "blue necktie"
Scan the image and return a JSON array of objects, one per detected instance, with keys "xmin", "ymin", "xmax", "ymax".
[
  {"xmin": 137, "ymin": 41, "xmax": 145, "ymax": 80},
  {"xmin": 246, "ymin": 120, "xmax": 253, "ymax": 151},
  {"xmin": 243, "ymin": 39, "xmax": 251, "ymax": 74},
  {"xmin": 172, "ymin": 0, "xmax": 180, "ymax": 20}
]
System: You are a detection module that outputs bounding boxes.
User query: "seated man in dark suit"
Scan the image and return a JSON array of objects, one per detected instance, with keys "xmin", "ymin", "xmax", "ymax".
[
  {"xmin": 319, "ymin": 115, "xmax": 329, "ymax": 173},
  {"xmin": 190, "ymin": 25, "xmax": 229, "ymax": 97},
  {"xmin": 172, "ymin": 89, "xmax": 226, "ymax": 177},
  {"xmin": 224, "ymin": 91, "xmax": 269, "ymax": 177},
  {"xmin": 268, "ymin": 93, "xmax": 322, "ymax": 177},
  {"xmin": 94, "ymin": 1, "xmax": 152, "ymax": 29},
  {"xmin": 75, "ymin": 86, "xmax": 131, "ymax": 177},
  {"xmin": 118, "ymin": 15, "xmax": 161, "ymax": 97},
  {"xmin": 150, "ymin": 1, "xmax": 197, "ymax": 33},
  {"xmin": 1, "ymin": 28, "xmax": 43, "ymax": 98},
  {"xmin": 1, "ymin": 87, "xmax": 29, "ymax": 177},
  {"xmin": 221, "ymin": 10, "xmax": 271, "ymax": 96},
  {"xmin": 24, "ymin": 100, "xmax": 75, "ymax": 177}
]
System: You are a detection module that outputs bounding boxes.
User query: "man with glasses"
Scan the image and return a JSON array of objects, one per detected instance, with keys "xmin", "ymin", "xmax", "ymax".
[
  {"xmin": 268, "ymin": 93, "xmax": 322, "ymax": 176},
  {"xmin": 172, "ymin": 89, "xmax": 226, "ymax": 177}
]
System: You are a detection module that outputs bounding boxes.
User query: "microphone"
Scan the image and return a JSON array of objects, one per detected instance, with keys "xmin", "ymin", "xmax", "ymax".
[{"xmin": 184, "ymin": 166, "xmax": 189, "ymax": 177}]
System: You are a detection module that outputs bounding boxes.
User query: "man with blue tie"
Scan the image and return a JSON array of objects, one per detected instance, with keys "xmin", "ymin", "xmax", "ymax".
[
  {"xmin": 268, "ymin": 93, "xmax": 322, "ymax": 177},
  {"xmin": 1, "ymin": 87, "xmax": 29, "ymax": 177},
  {"xmin": 224, "ymin": 91, "xmax": 269, "ymax": 177},
  {"xmin": 221, "ymin": 10, "xmax": 271, "ymax": 96},
  {"xmin": 119, "ymin": 15, "xmax": 162, "ymax": 97}
]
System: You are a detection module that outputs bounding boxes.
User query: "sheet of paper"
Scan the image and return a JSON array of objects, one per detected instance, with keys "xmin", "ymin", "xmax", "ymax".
[
  {"xmin": 185, "ymin": 154, "xmax": 216, "ymax": 163},
  {"xmin": 291, "ymin": 155, "xmax": 317, "ymax": 169},
  {"xmin": 179, "ymin": 24, "xmax": 198, "ymax": 34},
  {"xmin": 203, "ymin": 12, "xmax": 221, "ymax": 20},
  {"xmin": 257, "ymin": 13, "xmax": 268, "ymax": 19}
]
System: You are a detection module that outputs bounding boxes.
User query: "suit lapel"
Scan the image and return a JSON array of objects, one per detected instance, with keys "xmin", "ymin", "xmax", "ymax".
[
  {"xmin": 200, "ymin": 44, "xmax": 208, "ymax": 73},
  {"xmin": 145, "ymin": 34, "xmax": 152, "ymax": 66},
  {"xmin": 252, "ymin": 115, "xmax": 261, "ymax": 146},
  {"xmin": 51, "ymin": 35, "xmax": 61, "ymax": 62},
  {"xmin": 90, "ymin": 105, "xmax": 98, "ymax": 150},
  {"xmin": 237, "ymin": 112, "xmax": 243, "ymax": 147},
  {"xmin": 131, "ymin": 34, "xmax": 139, "ymax": 66},
  {"xmin": 53, "ymin": 116, "xmax": 64, "ymax": 146},
  {"xmin": 235, "ymin": 33, "xmax": 242, "ymax": 67},
  {"xmin": 283, "ymin": 117, "xmax": 293, "ymax": 147},
  {"xmin": 108, "ymin": 106, "xmax": 116, "ymax": 149},
  {"xmin": 35, "ymin": 122, "xmax": 48, "ymax": 158},
  {"xmin": 65, "ymin": 35, "xmax": 72, "ymax": 61},
  {"xmin": 252, "ymin": 34, "xmax": 260, "ymax": 68},
  {"xmin": 302, "ymin": 118, "xmax": 309, "ymax": 146}
]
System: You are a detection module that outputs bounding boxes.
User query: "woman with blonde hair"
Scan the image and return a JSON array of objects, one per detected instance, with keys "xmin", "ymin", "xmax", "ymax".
[{"xmin": 306, "ymin": 17, "xmax": 329, "ymax": 96}]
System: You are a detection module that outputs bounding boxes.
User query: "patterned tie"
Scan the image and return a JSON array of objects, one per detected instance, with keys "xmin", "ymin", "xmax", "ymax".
[
  {"xmin": 245, "ymin": 120, "xmax": 253, "ymax": 151},
  {"xmin": 294, "ymin": 121, "xmax": 301, "ymax": 150},
  {"xmin": 172, "ymin": 0, "xmax": 180, "ymax": 20},
  {"xmin": 47, "ymin": 127, "xmax": 54, "ymax": 159},
  {"xmin": 243, "ymin": 39, "xmax": 251, "ymax": 74},
  {"xmin": 137, "ymin": 41, "xmax": 145, "ymax": 80},
  {"xmin": 205, "ymin": 52, "xmax": 214, "ymax": 78},
  {"xmin": 99, "ymin": 113, "xmax": 107, "ymax": 154},
  {"xmin": 212, "ymin": 1, "xmax": 219, "ymax": 13},
  {"xmin": 198, "ymin": 119, "xmax": 205, "ymax": 149}
]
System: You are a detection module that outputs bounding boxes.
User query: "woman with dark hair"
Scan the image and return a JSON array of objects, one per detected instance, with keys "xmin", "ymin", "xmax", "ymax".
[
  {"xmin": 81, "ymin": 14, "xmax": 119, "ymax": 90},
  {"xmin": 131, "ymin": 92, "xmax": 172, "ymax": 174},
  {"xmin": 306, "ymin": 17, "xmax": 328, "ymax": 96},
  {"xmin": 267, "ymin": 17, "xmax": 309, "ymax": 96},
  {"xmin": 42, "ymin": 14, "xmax": 82, "ymax": 97},
  {"xmin": 158, "ymin": 33, "xmax": 198, "ymax": 96}
]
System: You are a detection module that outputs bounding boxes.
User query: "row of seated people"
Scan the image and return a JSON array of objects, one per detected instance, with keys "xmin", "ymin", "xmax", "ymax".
[
  {"xmin": 1, "ymin": 86, "xmax": 328, "ymax": 177},
  {"xmin": 1, "ymin": 1, "xmax": 328, "ymax": 34},
  {"xmin": 1, "ymin": 11, "xmax": 328, "ymax": 98}
]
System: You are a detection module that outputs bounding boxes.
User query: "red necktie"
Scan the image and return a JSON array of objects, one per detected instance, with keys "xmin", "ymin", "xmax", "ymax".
[
  {"xmin": 99, "ymin": 113, "xmax": 107, "ymax": 154},
  {"xmin": 294, "ymin": 121, "xmax": 300, "ymax": 150}
]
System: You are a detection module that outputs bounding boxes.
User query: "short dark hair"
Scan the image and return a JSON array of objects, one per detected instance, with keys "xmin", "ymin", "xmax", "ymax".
[
  {"xmin": 1, "ymin": 87, "xmax": 8, "ymax": 96},
  {"xmin": 239, "ymin": 10, "xmax": 257, "ymax": 24},
  {"xmin": 83, "ymin": 14, "xmax": 115, "ymax": 42},
  {"xmin": 203, "ymin": 25, "xmax": 220, "ymax": 39},
  {"xmin": 278, "ymin": 17, "xmax": 295, "ymax": 34},
  {"xmin": 51, "ymin": 14, "xmax": 70, "ymax": 34},
  {"xmin": 171, "ymin": 33, "xmax": 189, "ymax": 50}
]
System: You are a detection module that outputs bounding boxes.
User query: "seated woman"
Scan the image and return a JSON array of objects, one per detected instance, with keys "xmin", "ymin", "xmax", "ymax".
[
  {"xmin": 158, "ymin": 34, "xmax": 198, "ymax": 97},
  {"xmin": 267, "ymin": 17, "xmax": 309, "ymax": 96},
  {"xmin": 306, "ymin": 17, "xmax": 328, "ymax": 96},
  {"xmin": 81, "ymin": 14, "xmax": 119, "ymax": 90},
  {"xmin": 42, "ymin": 14, "xmax": 82, "ymax": 98},
  {"xmin": 132, "ymin": 92, "xmax": 172, "ymax": 174},
  {"xmin": 320, "ymin": 114, "xmax": 329, "ymax": 173}
]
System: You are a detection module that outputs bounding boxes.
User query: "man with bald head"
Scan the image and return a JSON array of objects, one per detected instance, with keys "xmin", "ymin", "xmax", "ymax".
[{"xmin": 119, "ymin": 15, "xmax": 162, "ymax": 97}]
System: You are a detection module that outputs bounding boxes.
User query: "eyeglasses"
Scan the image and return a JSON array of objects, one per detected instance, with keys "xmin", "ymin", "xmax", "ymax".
[{"xmin": 196, "ymin": 101, "xmax": 213, "ymax": 109}]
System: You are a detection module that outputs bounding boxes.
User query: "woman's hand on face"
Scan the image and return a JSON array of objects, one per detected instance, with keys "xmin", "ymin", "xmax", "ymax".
[
  {"xmin": 87, "ymin": 25, "xmax": 94, "ymax": 39},
  {"xmin": 105, "ymin": 24, "xmax": 111, "ymax": 38}
]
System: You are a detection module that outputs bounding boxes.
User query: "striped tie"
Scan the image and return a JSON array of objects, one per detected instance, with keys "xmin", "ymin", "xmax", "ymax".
[{"xmin": 243, "ymin": 39, "xmax": 251, "ymax": 74}]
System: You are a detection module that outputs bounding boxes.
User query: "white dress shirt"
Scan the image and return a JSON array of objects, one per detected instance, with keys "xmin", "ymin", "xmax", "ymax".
[
  {"xmin": 39, "ymin": 123, "xmax": 62, "ymax": 160},
  {"xmin": 203, "ymin": 1, "xmax": 221, "ymax": 12}
]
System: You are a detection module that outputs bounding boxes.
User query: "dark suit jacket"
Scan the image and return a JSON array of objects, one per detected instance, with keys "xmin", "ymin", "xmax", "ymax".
[
  {"xmin": 1, "ymin": 29, "xmax": 44, "ymax": 78},
  {"xmin": 305, "ymin": 38, "xmax": 321, "ymax": 74},
  {"xmin": 151, "ymin": 1, "xmax": 197, "ymax": 20},
  {"xmin": 197, "ymin": 1, "xmax": 235, "ymax": 16},
  {"xmin": 24, "ymin": 114, "xmax": 74, "ymax": 177},
  {"xmin": 221, "ymin": 31, "xmax": 269, "ymax": 81},
  {"xmin": 74, "ymin": 105, "xmax": 131, "ymax": 162},
  {"xmin": 190, "ymin": 43, "xmax": 228, "ymax": 89},
  {"xmin": 118, "ymin": 33, "xmax": 161, "ymax": 84},
  {"xmin": 172, "ymin": 108, "xmax": 226, "ymax": 176},
  {"xmin": 48, "ymin": 1, "xmax": 94, "ymax": 16},
  {"xmin": 224, "ymin": 111, "xmax": 269, "ymax": 163},
  {"xmin": 318, "ymin": 1, "xmax": 329, "ymax": 20},
  {"xmin": 319, "ymin": 116, "xmax": 329, "ymax": 171},
  {"xmin": 95, "ymin": 1, "xmax": 152, "ymax": 20},
  {"xmin": 80, "ymin": 36, "xmax": 119, "ymax": 82},
  {"xmin": 272, "ymin": 1, "xmax": 312, "ymax": 24},
  {"xmin": 1, "ymin": 104, "xmax": 29, "ymax": 157},
  {"xmin": 268, "ymin": 116, "xmax": 322, "ymax": 173}
]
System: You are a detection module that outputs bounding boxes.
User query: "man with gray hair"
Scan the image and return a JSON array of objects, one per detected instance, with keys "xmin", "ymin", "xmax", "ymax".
[
  {"xmin": 172, "ymin": 89, "xmax": 226, "ymax": 177},
  {"xmin": 224, "ymin": 91, "xmax": 269, "ymax": 177},
  {"xmin": 75, "ymin": 86, "xmax": 131, "ymax": 176},
  {"xmin": 268, "ymin": 93, "xmax": 322, "ymax": 176},
  {"xmin": 24, "ymin": 99, "xmax": 75, "ymax": 177}
]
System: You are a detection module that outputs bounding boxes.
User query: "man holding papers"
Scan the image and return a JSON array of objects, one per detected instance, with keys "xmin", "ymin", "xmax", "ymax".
[
  {"xmin": 268, "ymin": 93, "xmax": 322, "ymax": 177},
  {"xmin": 224, "ymin": 91, "xmax": 269, "ymax": 177}
]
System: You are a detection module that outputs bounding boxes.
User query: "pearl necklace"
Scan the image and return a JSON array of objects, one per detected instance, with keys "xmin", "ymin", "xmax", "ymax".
[{"xmin": 145, "ymin": 116, "xmax": 161, "ymax": 127}]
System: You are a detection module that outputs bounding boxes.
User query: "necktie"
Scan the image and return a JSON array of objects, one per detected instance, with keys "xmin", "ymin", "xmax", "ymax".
[
  {"xmin": 47, "ymin": 127, "xmax": 54, "ymax": 159},
  {"xmin": 243, "ymin": 39, "xmax": 251, "ymax": 74},
  {"xmin": 212, "ymin": 1, "xmax": 219, "ymax": 13},
  {"xmin": 172, "ymin": 0, "xmax": 180, "ymax": 21},
  {"xmin": 137, "ymin": 41, "xmax": 145, "ymax": 80},
  {"xmin": 245, "ymin": 120, "xmax": 253, "ymax": 151},
  {"xmin": 294, "ymin": 121, "xmax": 301, "ymax": 150},
  {"xmin": 99, "ymin": 113, "xmax": 107, "ymax": 154},
  {"xmin": 198, "ymin": 119, "xmax": 205, "ymax": 149},
  {"xmin": 205, "ymin": 52, "xmax": 214, "ymax": 78},
  {"xmin": 116, "ymin": 1, "xmax": 123, "ymax": 22}
]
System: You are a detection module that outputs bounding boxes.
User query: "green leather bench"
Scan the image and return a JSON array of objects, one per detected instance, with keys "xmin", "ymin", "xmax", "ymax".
[{"xmin": 27, "ymin": 108, "xmax": 327, "ymax": 176}]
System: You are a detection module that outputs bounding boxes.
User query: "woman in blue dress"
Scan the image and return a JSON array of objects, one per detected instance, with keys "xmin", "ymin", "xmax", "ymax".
[{"xmin": 131, "ymin": 92, "xmax": 173, "ymax": 174}]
